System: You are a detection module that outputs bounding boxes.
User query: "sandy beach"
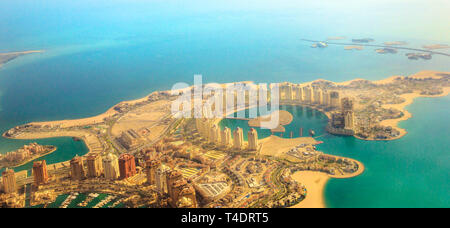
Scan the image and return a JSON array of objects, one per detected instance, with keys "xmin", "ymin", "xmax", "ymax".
[
  {"xmin": 290, "ymin": 171, "xmax": 329, "ymax": 208},
  {"xmin": 289, "ymin": 163, "xmax": 364, "ymax": 208}
]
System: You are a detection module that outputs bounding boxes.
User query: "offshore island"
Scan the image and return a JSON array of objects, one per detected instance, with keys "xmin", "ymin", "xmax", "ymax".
[{"xmin": 0, "ymin": 70, "xmax": 449, "ymax": 208}]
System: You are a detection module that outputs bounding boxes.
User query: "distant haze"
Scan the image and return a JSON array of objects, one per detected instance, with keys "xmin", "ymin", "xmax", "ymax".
[{"xmin": 0, "ymin": 0, "xmax": 449, "ymax": 51}]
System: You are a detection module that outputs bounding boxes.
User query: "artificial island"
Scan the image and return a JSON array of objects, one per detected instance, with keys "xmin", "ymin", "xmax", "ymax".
[{"xmin": 0, "ymin": 70, "xmax": 448, "ymax": 208}]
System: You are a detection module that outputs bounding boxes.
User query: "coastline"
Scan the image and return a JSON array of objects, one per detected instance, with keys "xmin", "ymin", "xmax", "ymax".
[
  {"xmin": 7, "ymin": 70, "xmax": 448, "ymax": 143},
  {"xmin": 356, "ymin": 85, "xmax": 450, "ymax": 141},
  {"xmin": 0, "ymin": 146, "xmax": 57, "ymax": 169},
  {"xmin": 4, "ymin": 131, "xmax": 97, "ymax": 157},
  {"xmin": 289, "ymin": 158, "xmax": 365, "ymax": 208},
  {"xmin": 0, "ymin": 50, "xmax": 44, "ymax": 69},
  {"xmin": 312, "ymin": 70, "xmax": 450, "ymax": 141},
  {"xmin": 290, "ymin": 171, "xmax": 329, "ymax": 208},
  {"xmin": 258, "ymin": 135, "xmax": 364, "ymax": 208}
]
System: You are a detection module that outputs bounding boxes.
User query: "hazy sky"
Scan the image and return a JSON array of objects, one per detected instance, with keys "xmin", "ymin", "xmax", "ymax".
[{"xmin": 1, "ymin": 0, "xmax": 449, "ymax": 43}]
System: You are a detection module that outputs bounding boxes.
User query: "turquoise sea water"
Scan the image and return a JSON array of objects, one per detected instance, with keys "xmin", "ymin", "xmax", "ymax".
[
  {"xmin": 0, "ymin": 0, "xmax": 449, "ymax": 207},
  {"xmin": 322, "ymin": 96, "xmax": 450, "ymax": 208},
  {"xmin": 219, "ymin": 105, "xmax": 328, "ymax": 139},
  {"xmin": 220, "ymin": 97, "xmax": 450, "ymax": 208}
]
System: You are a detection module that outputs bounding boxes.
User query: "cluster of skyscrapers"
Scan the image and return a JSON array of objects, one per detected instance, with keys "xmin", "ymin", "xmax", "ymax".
[
  {"xmin": 145, "ymin": 157, "xmax": 197, "ymax": 208},
  {"xmin": 20, "ymin": 152, "xmax": 138, "ymax": 188},
  {"xmin": 328, "ymin": 97, "xmax": 356, "ymax": 135},
  {"xmin": 1, "ymin": 149, "xmax": 198, "ymax": 208},
  {"xmin": 195, "ymin": 119, "xmax": 259, "ymax": 151},
  {"xmin": 278, "ymin": 83, "xmax": 340, "ymax": 109},
  {"xmin": 278, "ymin": 83, "xmax": 356, "ymax": 135},
  {"xmin": 68, "ymin": 153, "xmax": 138, "ymax": 181}
]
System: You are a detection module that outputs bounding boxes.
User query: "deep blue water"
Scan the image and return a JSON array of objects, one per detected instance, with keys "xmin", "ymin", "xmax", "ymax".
[{"xmin": 0, "ymin": 0, "xmax": 449, "ymax": 207}]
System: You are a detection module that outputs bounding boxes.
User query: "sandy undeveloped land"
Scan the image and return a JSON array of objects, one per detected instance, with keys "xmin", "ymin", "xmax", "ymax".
[
  {"xmin": 111, "ymin": 100, "xmax": 172, "ymax": 138},
  {"xmin": 290, "ymin": 171, "xmax": 329, "ymax": 208},
  {"xmin": 259, "ymin": 135, "xmax": 316, "ymax": 157}
]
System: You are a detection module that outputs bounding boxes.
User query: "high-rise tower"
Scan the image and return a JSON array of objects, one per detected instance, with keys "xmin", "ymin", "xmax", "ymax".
[
  {"xmin": 247, "ymin": 128, "xmax": 259, "ymax": 151},
  {"xmin": 2, "ymin": 169, "xmax": 16, "ymax": 194},
  {"xmin": 233, "ymin": 127, "xmax": 244, "ymax": 150},
  {"xmin": 102, "ymin": 153, "xmax": 119, "ymax": 180},
  {"xmin": 32, "ymin": 160, "xmax": 49, "ymax": 186}
]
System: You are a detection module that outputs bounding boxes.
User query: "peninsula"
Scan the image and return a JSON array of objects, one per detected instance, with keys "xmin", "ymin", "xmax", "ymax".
[
  {"xmin": 0, "ymin": 50, "xmax": 43, "ymax": 68},
  {"xmin": 0, "ymin": 143, "xmax": 57, "ymax": 169},
  {"xmin": 1, "ymin": 70, "xmax": 448, "ymax": 208}
]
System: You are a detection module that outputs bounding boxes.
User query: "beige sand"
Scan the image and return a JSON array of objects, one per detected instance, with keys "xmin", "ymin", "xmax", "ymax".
[
  {"xmin": 290, "ymin": 171, "xmax": 329, "ymax": 208},
  {"xmin": 259, "ymin": 135, "xmax": 316, "ymax": 157},
  {"xmin": 30, "ymin": 108, "xmax": 118, "ymax": 128},
  {"xmin": 289, "ymin": 164, "xmax": 364, "ymax": 208},
  {"xmin": 26, "ymin": 94, "xmax": 167, "ymax": 129},
  {"xmin": 111, "ymin": 99, "xmax": 171, "ymax": 137},
  {"xmin": 248, "ymin": 110, "xmax": 293, "ymax": 130}
]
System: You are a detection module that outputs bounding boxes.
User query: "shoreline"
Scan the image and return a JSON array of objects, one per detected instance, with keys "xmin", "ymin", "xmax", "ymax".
[
  {"xmin": 258, "ymin": 135, "xmax": 364, "ymax": 208},
  {"xmin": 1, "ymin": 70, "xmax": 444, "ymax": 208},
  {"xmin": 0, "ymin": 50, "xmax": 44, "ymax": 68},
  {"xmin": 3, "ymin": 131, "xmax": 96, "ymax": 157},
  {"xmin": 290, "ymin": 158, "xmax": 364, "ymax": 208},
  {"xmin": 0, "ymin": 146, "xmax": 57, "ymax": 169},
  {"xmin": 355, "ymin": 86, "xmax": 450, "ymax": 141},
  {"xmin": 5, "ymin": 70, "xmax": 448, "ymax": 143},
  {"xmin": 289, "ymin": 171, "xmax": 329, "ymax": 208},
  {"xmin": 2, "ymin": 70, "xmax": 449, "ymax": 161}
]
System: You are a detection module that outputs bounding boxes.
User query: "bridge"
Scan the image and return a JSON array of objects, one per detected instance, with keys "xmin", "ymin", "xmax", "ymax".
[{"xmin": 301, "ymin": 39, "xmax": 450, "ymax": 57}]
